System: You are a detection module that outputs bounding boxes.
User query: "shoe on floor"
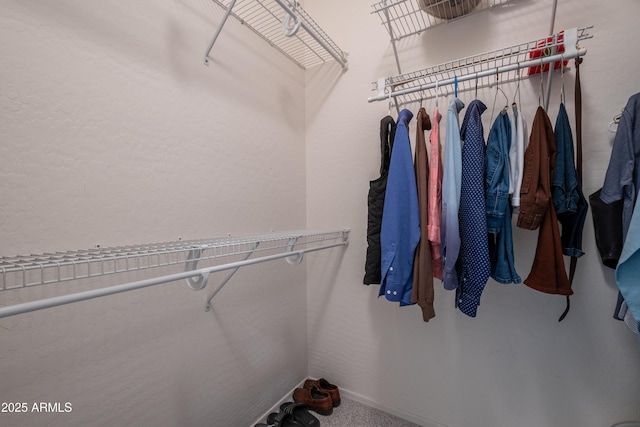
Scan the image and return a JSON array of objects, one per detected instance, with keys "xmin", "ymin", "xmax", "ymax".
[
  {"xmin": 303, "ymin": 378, "xmax": 341, "ymax": 407},
  {"xmin": 293, "ymin": 386, "xmax": 333, "ymax": 416},
  {"xmin": 279, "ymin": 402, "xmax": 319, "ymax": 426},
  {"xmin": 254, "ymin": 410, "xmax": 303, "ymax": 427}
]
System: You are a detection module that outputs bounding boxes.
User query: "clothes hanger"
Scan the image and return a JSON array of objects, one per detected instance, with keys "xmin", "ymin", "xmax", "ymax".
[
  {"xmin": 454, "ymin": 75, "xmax": 458, "ymax": 98},
  {"xmin": 512, "ymin": 64, "xmax": 522, "ymax": 107},
  {"xmin": 538, "ymin": 56, "xmax": 545, "ymax": 108},
  {"xmin": 435, "ymin": 80, "xmax": 439, "ymax": 109},
  {"xmin": 490, "ymin": 70, "xmax": 509, "ymax": 124},
  {"xmin": 609, "ymin": 111, "xmax": 622, "ymax": 133},
  {"xmin": 559, "ymin": 53, "xmax": 566, "ymax": 105},
  {"xmin": 474, "ymin": 72, "xmax": 479, "ymax": 100}
]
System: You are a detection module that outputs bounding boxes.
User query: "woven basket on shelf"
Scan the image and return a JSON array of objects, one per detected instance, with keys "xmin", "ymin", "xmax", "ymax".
[{"xmin": 418, "ymin": 0, "xmax": 481, "ymax": 20}]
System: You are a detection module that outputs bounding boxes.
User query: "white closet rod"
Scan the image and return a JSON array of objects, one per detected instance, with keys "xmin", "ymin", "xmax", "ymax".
[
  {"xmin": 0, "ymin": 239, "xmax": 348, "ymax": 319},
  {"xmin": 368, "ymin": 47, "xmax": 585, "ymax": 103}
]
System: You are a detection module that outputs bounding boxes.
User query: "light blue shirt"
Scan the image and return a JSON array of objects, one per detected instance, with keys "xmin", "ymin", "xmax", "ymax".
[
  {"xmin": 615, "ymin": 201, "xmax": 640, "ymax": 345},
  {"xmin": 379, "ymin": 109, "xmax": 419, "ymax": 306},
  {"xmin": 441, "ymin": 97, "xmax": 465, "ymax": 291}
]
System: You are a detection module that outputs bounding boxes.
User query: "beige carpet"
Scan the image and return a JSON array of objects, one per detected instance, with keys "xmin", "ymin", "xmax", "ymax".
[{"xmin": 276, "ymin": 397, "xmax": 423, "ymax": 427}]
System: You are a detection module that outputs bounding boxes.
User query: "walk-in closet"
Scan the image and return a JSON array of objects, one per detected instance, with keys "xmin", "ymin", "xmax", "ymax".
[{"xmin": 1, "ymin": 1, "xmax": 639, "ymax": 426}]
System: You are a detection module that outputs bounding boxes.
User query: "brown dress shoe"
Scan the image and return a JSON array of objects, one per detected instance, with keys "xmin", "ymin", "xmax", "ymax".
[
  {"xmin": 303, "ymin": 378, "xmax": 341, "ymax": 407},
  {"xmin": 292, "ymin": 386, "xmax": 333, "ymax": 416}
]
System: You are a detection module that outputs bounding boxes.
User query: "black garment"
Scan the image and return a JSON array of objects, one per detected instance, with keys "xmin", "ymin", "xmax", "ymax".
[{"xmin": 364, "ymin": 115, "xmax": 396, "ymax": 285}]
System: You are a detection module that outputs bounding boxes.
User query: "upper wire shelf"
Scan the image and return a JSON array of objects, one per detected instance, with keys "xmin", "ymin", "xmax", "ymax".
[
  {"xmin": 205, "ymin": 0, "xmax": 348, "ymax": 70},
  {"xmin": 368, "ymin": 26, "xmax": 592, "ymax": 107},
  {"xmin": 0, "ymin": 230, "xmax": 349, "ymax": 291},
  {"xmin": 371, "ymin": 0, "xmax": 516, "ymax": 40}
]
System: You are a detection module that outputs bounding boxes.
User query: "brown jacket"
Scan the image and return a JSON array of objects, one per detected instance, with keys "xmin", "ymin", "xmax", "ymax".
[
  {"xmin": 517, "ymin": 107, "xmax": 572, "ymax": 295},
  {"xmin": 411, "ymin": 107, "xmax": 435, "ymax": 321}
]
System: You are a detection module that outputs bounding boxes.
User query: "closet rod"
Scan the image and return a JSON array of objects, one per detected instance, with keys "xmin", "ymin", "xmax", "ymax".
[
  {"xmin": 0, "ymin": 239, "xmax": 348, "ymax": 319},
  {"xmin": 368, "ymin": 47, "xmax": 585, "ymax": 103}
]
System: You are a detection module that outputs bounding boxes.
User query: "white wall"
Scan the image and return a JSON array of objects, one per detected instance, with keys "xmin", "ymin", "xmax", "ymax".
[
  {"xmin": 305, "ymin": 1, "xmax": 640, "ymax": 426},
  {"xmin": 0, "ymin": 1, "xmax": 310, "ymax": 426}
]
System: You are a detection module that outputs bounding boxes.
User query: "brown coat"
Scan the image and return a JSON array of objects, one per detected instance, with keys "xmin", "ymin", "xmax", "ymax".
[
  {"xmin": 411, "ymin": 107, "xmax": 435, "ymax": 321},
  {"xmin": 517, "ymin": 107, "xmax": 572, "ymax": 295}
]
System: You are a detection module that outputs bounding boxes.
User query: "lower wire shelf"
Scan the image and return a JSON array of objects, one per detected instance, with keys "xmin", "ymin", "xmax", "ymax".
[{"xmin": 0, "ymin": 229, "xmax": 350, "ymax": 318}]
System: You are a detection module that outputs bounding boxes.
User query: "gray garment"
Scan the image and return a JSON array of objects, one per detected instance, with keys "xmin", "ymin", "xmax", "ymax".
[{"xmin": 601, "ymin": 92, "xmax": 640, "ymax": 238}]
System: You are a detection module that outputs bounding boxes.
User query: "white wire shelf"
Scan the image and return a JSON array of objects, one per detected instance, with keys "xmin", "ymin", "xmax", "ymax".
[
  {"xmin": 0, "ymin": 229, "xmax": 350, "ymax": 318},
  {"xmin": 204, "ymin": 0, "xmax": 348, "ymax": 70},
  {"xmin": 368, "ymin": 26, "xmax": 592, "ymax": 108},
  {"xmin": 371, "ymin": 0, "xmax": 516, "ymax": 41},
  {"xmin": 0, "ymin": 230, "xmax": 349, "ymax": 291}
]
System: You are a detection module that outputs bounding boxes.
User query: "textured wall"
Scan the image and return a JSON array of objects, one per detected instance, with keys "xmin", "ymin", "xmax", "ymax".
[
  {"xmin": 305, "ymin": 0, "xmax": 640, "ymax": 426},
  {"xmin": 0, "ymin": 1, "xmax": 308, "ymax": 426}
]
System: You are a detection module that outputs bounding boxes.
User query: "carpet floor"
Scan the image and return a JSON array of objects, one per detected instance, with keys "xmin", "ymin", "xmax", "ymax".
[{"xmin": 260, "ymin": 397, "xmax": 422, "ymax": 427}]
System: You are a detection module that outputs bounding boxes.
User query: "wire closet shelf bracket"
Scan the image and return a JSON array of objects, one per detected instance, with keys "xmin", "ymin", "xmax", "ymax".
[
  {"xmin": 368, "ymin": 26, "xmax": 592, "ymax": 107},
  {"xmin": 204, "ymin": 0, "xmax": 348, "ymax": 70},
  {"xmin": 0, "ymin": 229, "xmax": 350, "ymax": 318}
]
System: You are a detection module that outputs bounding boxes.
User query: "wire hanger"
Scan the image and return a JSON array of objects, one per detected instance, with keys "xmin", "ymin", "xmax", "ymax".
[
  {"xmin": 474, "ymin": 72, "xmax": 479, "ymax": 100},
  {"xmin": 559, "ymin": 53, "xmax": 566, "ymax": 105},
  {"xmin": 435, "ymin": 80, "xmax": 439, "ymax": 109},
  {"xmin": 512, "ymin": 64, "xmax": 522, "ymax": 107},
  {"xmin": 538, "ymin": 57, "xmax": 545, "ymax": 108},
  {"xmin": 388, "ymin": 88, "xmax": 393, "ymax": 117},
  {"xmin": 609, "ymin": 111, "xmax": 622, "ymax": 133},
  {"xmin": 490, "ymin": 70, "xmax": 509, "ymax": 125}
]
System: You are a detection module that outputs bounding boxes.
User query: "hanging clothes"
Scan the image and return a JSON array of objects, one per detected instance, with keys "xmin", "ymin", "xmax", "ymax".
[
  {"xmin": 441, "ymin": 97, "xmax": 465, "ymax": 291},
  {"xmin": 380, "ymin": 109, "xmax": 419, "ymax": 306},
  {"xmin": 486, "ymin": 110, "xmax": 521, "ymax": 284},
  {"xmin": 364, "ymin": 115, "xmax": 396, "ymax": 285},
  {"xmin": 509, "ymin": 103, "xmax": 527, "ymax": 210},
  {"xmin": 411, "ymin": 107, "xmax": 435, "ymax": 321},
  {"xmin": 517, "ymin": 107, "xmax": 571, "ymax": 296},
  {"xmin": 456, "ymin": 100, "xmax": 491, "ymax": 317},
  {"xmin": 428, "ymin": 107, "xmax": 444, "ymax": 280},
  {"xmin": 601, "ymin": 92, "xmax": 640, "ymax": 322},
  {"xmin": 616, "ymin": 202, "xmax": 640, "ymax": 343},
  {"xmin": 553, "ymin": 103, "xmax": 588, "ymax": 258},
  {"xmin": 601, "ymin": 92, "xmax": 640, "ymax": 238}
]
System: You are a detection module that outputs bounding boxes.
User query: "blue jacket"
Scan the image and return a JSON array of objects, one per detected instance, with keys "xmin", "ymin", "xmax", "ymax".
[
  {"xmin": 380, "ymin": 109, "xmax": 419, "ymax": 306},
  {"xmin": 486, "ymin": 110, "xmax": 521, "ymax": 284},
  {"xmin": 441, "ymin": 97, "xmax": 465, "ymax": 291}
]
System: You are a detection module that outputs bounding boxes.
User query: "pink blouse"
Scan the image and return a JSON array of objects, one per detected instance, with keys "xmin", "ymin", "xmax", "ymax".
[{"xmin": 428, "ymin": 107, "xmax": 443, "ymax": 279}]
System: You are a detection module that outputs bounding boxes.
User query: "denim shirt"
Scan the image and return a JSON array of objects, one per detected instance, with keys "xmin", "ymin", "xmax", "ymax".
[
  {"xmin": 553, "ymin": 103, "xmax": 580, "ymax": 216},
  {"xmin": 486, "ymin": 111, "xmax": 521, "ymax": 284},
  {"xmin": 553, "ymin": 102, "xmax": 587, "ymax": 258},
  {"xmin": 485, "ymin": 110, "xmax": 512, "ymax": 233},
  {"xmin": 379, "ymin": 109, "xmax": 419, "ymax": 306},
  {"xmin": 441, "ymin": 97, "xmax": 465, "ymax": 291}
]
